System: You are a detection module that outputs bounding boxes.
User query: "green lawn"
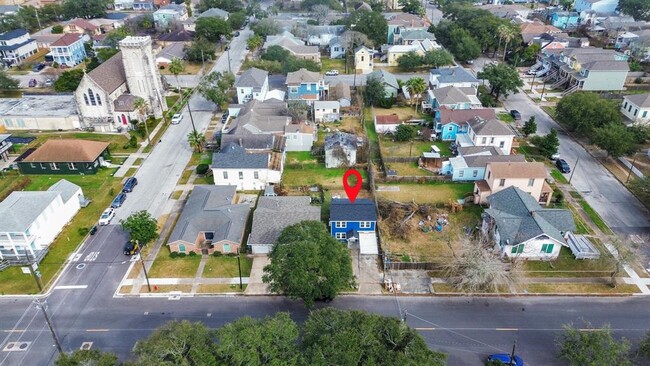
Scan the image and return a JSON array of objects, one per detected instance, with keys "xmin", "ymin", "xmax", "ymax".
[
  {"xmin": 542, "ymin": 106, "xmax": 557, "ymax": 119},
  {"xmin": 523, "ymin": 245, "xmax": 615, "ymax": 278},
  {"xmin": 380, "ymin": 137, "xmax": 451, "ymax": 158},
  {"xmin": 202, "ymin": 254, "xmax": 252, "ymax": 278},
  {"xmin": 321, "ymin": 58, "xmax": 346, "ymax": 74},
  {"xmin": 364, "ymin": 109, "xmax": 380, "ymax": 161},
  {"xmin": 0, "ymin": 168, "xmax": 122, "ymax": 294},
  {"xmin": 578, "ymin": 199, "xmax": 613, "ymax": 234},
  {"xmin": 376, "ymin": 181, "xmax": 474, "ymax": 204},
  {"xmin": 497, "ymin": 112, "xmax": 515, "ymax": 123},
  {"xmin": 385, "ymin": 161, "xmax": 433, "ymax": 176},
  {"xmin": 148, "ymin": 247, "xmax": 202, "ymax": 278},
  {"xmin": 283, "ymin": 152, "xmax": 368, "ymax": 188},
  {"xmin": 550, "ymin": 169, "xmax": 569, "ymax": 184}
]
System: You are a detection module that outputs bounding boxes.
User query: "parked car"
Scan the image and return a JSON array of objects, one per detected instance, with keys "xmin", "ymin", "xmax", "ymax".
[
  {"xmin": 234, "ymin": 31, "xmax": 240, "ymax": 37},
  {"xmin": 556, "ymin": 158, "xmax": 571, "ymax": 173},
  {"xmin": 98, "ymin": 208, "xmax": 115, "ymax": 226},
  {"xmin": 510, "ymin": 110, "xmax": 521, "ymax": 120},
  {"xmin": 122, "ymin": 177, "xmax": 138, "ymax": 193},
  {"xmin": 44, "ymin": 79, "xmax": 53, "ymax": 87},
  {"xmin": 486, "ymin": 354, "xmax": 524, "ymax": 366},
  {"xmin": 28, "ymin": 79, "xmax": 37, "ymax": 87},
  {"xmin": 111, "ymin": 193, "xmax": 127, "ymax": 208},
  {"xmin": 32, "ymin": 63, "xmax": 45, "ymax": 72},
  {"xmin": 89, "ymin": 225, "xmax": 98, "ymax": 235},
  {"xmin": 171, "ymin": 113, "xmax": 183, "ymax": 124},
  {"xmin": 325, "ymin": 69, "xmax": 339, "ymax": 76},
  {"xmin": 550, "ymin": 152, "xmax": 560, "ymax": 161},
  {"xmin": 123, "ymin": 241, "xmax": 139, "ymax": 255}
]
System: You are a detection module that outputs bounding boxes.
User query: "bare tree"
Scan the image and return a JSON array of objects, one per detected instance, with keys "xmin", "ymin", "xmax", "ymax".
[
  {"xmin": 331, "ymin": 146, "xmax": 351, "ymax": 168},
  {"xmin": 340, "ymin": 30, "xmax": 372, "ymax": 49},
  {"xmin": 445, "ymin": 236, "xmax": 521, "ymax": 293},
  {"xmin": 311, "ymin": 5, "xmax": 330, "ymax": 25}
]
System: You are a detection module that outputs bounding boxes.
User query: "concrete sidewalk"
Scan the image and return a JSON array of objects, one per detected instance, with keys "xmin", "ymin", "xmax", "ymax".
[{"xmin": 244, "ymin": 256, "xmax": 270, "ymax": 295}]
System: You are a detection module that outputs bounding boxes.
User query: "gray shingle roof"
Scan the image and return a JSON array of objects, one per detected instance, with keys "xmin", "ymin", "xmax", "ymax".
[
  {"xmin": 463, "ymin": 154, "xmax": 526, "ymax": 169},
  {"xmin": 485, "ymin": 186, "xmax": 575, "ymax": 245},
  {"xmin": 167, "ymin": 185, "xmax": 249, "ymax": 245},
  {"xmin": 368, "ymin": 69, "xmax": 399, "ymax": 90},
  {"xmin": 625, "ymin": 93, "xmax": 650, "ymax": 108},
  {"xmin": 286, "ymin": 68, "xmax": 321, "ymax": 84},
  {"xmin": 324, "ymin": 131, "xmax": 357, "ymax": 151},
  {"xmin": 431, "ymin": 86, "xmax": 472, "ymax": 105},
  {"xmin": 47, "ymin": 179, "xmax": 81, "ymax": 203},
  {"xmin": 400, "ymin": 29, "xmax": 436, "ymax": 41},
  {"xmin": 87, "ymin": 51, "xmax": 126, "ymax": 93},
  {"xmin": 467, "ymin": 117, "xmax": 514, "ymax": 136},
  {"xmin": 0, "ymin": 191, "xmax": 59, "ymax": 232},
  {"xmin": 235, "ymin": 67, "xmax": 268, "ymax": 90},
  {"xmin": 198, "ymin": 7, "xmax": 229, "ymax": 18},
  {"xmin": 212, "ymin": 143, "xmax": 269, "ymax": 169},
  {"xmin": 458, "ymin": 146, "xmax": 502, "ymax": 157},
  {"xmin": 330, "ymin": 198, "xmax": 377, "ymax": 222},
  {"xmin": 430, "ymin": 67, "xmax": 478, "ymax": 84},
  {"xmin": 249, "ymin": 196, "xmax": 321, "ymax": 245}
]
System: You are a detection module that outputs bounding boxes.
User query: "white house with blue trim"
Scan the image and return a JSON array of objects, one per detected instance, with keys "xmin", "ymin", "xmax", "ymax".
[
  {"xmin": 286, "ymin": 68, "xmax": 328, "ymax": 103},
  {"xmin": 48, "ymin": 33, "xmax": 87, "ymax": 67},
  {"xmin": 429, "ymin": 67, "xmax": 479, "ymax": 89},
  {"xmin": 440, "ymin": 146, "xmax": 526, "ymax": 181}
]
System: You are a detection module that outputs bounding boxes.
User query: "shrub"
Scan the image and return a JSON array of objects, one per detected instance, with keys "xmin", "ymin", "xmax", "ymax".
[
  {"xmin": 227, "ymin": 252, "xmax": 237, "ymax": 257},
  {"xmin": 634, "ymin": 77, "xmax": 643, "ymax": 84},
  {"xmin": 179, "ymin": 252, "xmax": 187, "ymax": 257},
  {"xmin": 212, "ymin": 251, "xmax": 222, "ymax": 257},
  {"xmin": 189, "ymin": 251, "xmax": 197, "ymax": 256},
  {"xmin": 554, "ymin": 190, "xmax": 564, "ymax": 205},
  {"xmin": 196, "ymin": 164, "xmax": 209, "ymax": 175},
  {"xmin": 77, "ymin": 227, "xmax": 89, "ymax": 236},
  {"xmin": 170, "ymin": 251, "xmax": 179, "ymax": 258},
  {"xmin": 109, "ymin": 187, "xmax": 115, "ymax": 196}
]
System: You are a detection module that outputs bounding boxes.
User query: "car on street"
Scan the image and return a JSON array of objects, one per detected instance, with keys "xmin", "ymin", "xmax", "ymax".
[
  {"xmin": 325, "ymin": 69, "xmax": 339, "ymax": 76},
  {"xmin": 510, "ymin": 109, "xmax": 521, "ymax": 120},
  {"xmin": 111, "ymin": 193, "xmax": 127, "ymax": 208},
  {"xmin": 28, "ymin": 79, "xmax": 37, "ymax": 87},
  {"xmin": 44, "ymin": 78, "xmax": 53, "ymax": 87},
  {"xmin": 551, "ymin": 152, "xmax": 560, "ymax": 161},
  {"xmin": 556, "ymin": 158, "xmax": 571, "ymax": 173},
  {"xmin": 89, "ymin": 225, "xmax": 98, "ymax": 235},
  {"xmin": 98, "ymin": 208, "xmax": 115, "ymax": 226},
  {"xmin": 234, "ymin": 31, "xmax": 240, "ymax": 37},
  {"xmin": 171, "ymin": 113, "xmax": 183, "ymax": 124},
  {"xmin": 32, "ymin": 63, "xmax": 45, "ymax": 72},
  {"xmin": 122, "ymin": 177, "xmax": 138, "ymax": 193},
  {"xmin": 486, "ymin": 354, "xmax": 524, "ymax": 366},
  {"xmin": 123, "ymin": 240, "xmax": 139, "ymax": 255}
]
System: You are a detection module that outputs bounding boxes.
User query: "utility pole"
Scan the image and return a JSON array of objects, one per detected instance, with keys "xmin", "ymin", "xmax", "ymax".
[
  {"xmin": 33, "ymin": 299, "xmax": 63, "ymax": 355},
  {"xmin": 568, "ymin": 156, "xmax": 579, "ymax": 184},
  {"xmin": 186, "ymin": 96, "xmax": 197, "ymax": 134},
  {"xmin": 509, "ymin": 340, "xmax": 517, "ymax": 366},
  {"xmin": 237, "ymin": 253, "xmax": 243, "ymax": 290},
  {"xmin": 139, "ymin": 253, "xmax": 152, "ymax": 292},
  {"xmin": 34, "ymin": 8, "xmax": 42, "ymax": 30},
  {"xmin": 626, "ymin": 153, "xmax": 640, "ymax": 183},
  {"xmin": 227, "ymin": 48, "xmax": 232, "ymax": 74},
  {"xmin": 24, "ymin": 252, "xmax": 43, "ymax": 292}
]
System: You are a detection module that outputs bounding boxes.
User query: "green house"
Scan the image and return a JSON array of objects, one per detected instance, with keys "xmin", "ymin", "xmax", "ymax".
[{"xmin": 17, "ymin": 139, "xmax": 110, "ymax": 175}]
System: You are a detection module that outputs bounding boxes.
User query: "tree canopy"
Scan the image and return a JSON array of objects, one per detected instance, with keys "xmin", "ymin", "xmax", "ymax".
[
  {"xmin": 120, "ymin": 210, "xmax": 159, "ymax": 245},
  {"xmin": 227, "ymin": 10, "xmax": 247, "ymax": 29},
  {"xmin": 399, "ymin": 0, "xmax": 424, "ymax": 16},
  {"xmin": 555, "ymin": 92, "xmax": 621, "ymax": 135},
  {"xmin": 198, "ymin": 71, "xmax": 235, "ymax": 109},
  {"xmin": 195, "ymin": 17, "xmax": 232, "ymax": 42},
  {"xmin": 591, "ymin": 123, "xmax": 639, "ymax": 158},
  {"xmin": 183, "ymin": 38, "xmax": 216, "ymax": 62},
  {"xmin": 197, "ymin": 0, "xmax": 243, "ymax": 13},
  {"xmin": 55, "ymin": 349, "xmax": 118, "ymax": 366},
  {"xmin": 251, "ymin": 18, "xmax": 282, "ymax": 37},
  {"xmin": 0, "ymin": 70, "xmax": 19, "ymax": 90},
  {"xmin": 395, "ymin": 124, "xmax": 417, "ymax": 141},
  {"xmin": 618, "ymin": 0, "xmax": 650, "ymax": 21},
  {"xmin": 558, "ymin": 322, "xmax": 632, "ymax": 366},
  {"xmin": 342, "ymin": 10, "xmax": 388, "ymax": 48},
  {"xmin": 262, "ymin": 220, "xmax": 355, "ymax": 308},
  {"xmin": 53, "ymin": 69, "xmax": 84, "ymax": 92},
  {"xmin": 477, "ymin": 63, "xmax": 523, "ymax": 100},
  {"xmin": 364, "ymin": 75, "xmax": 386, "ymax": 106},
  {"xmin": 531, "ymin": 129, "xmax": 560, "ymax": 159},
  {"xmin": 63, "ymin": 0, "xmax": 107, "ymax": 19}
]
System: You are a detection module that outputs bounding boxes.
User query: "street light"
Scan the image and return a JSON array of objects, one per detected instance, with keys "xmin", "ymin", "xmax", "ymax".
[
  {"xmin": 33, "ymin": 299, "xmax": 63, "ymax": 355},
  {"xmin": 626, "ymin": 152, "xmax": 643, "ymax": 183}
]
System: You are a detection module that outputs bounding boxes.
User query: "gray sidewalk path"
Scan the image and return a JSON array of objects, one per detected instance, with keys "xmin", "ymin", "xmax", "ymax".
[{"xmin": 244, "ymin": 256, "xmax": 270, "ymax": 295}]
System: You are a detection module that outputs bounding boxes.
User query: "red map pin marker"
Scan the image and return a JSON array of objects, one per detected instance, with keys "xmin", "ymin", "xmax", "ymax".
[{"xmin": 343, "ymin": 169, "xmax": 362, "ymax": 204}]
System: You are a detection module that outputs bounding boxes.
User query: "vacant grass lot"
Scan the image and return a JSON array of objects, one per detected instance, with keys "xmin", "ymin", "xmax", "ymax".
[
  {"xmin": 282, "ymin": 152, "xmax": 367, "ymax": 188},
  {"xmin": 323, "ymin": 117, "xmax": 362, "ymax": 133},
  {"xmin": 202, "ymin": 254, "xmax": 252, "ymax": 278},
  {"xmin": 376, "ymin": 182, "xmax": 474, "ymax": 204},
  {"xmin": 321, "ymin": 58, "xmax": 346, "ymax": 73},
  {"xmin": 148, "ymin": 247, "xmax": 201, "ymax": 278},
  {"xmin": 380, "ymin": 137, "xmax": 451, "ymax": 158},
  {"xmin": 0, "ymin": 168, "xmax": 122, "ymax": 294},
  {"xmin": 385, "ymin": 162, "xmax": 433, "ymax": 176}
]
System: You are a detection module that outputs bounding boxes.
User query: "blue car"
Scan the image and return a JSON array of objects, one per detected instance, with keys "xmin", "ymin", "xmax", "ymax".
[
  {"xmin": 122, "ymin": 177, "xmax": 138, "ymax": 193},
  {"xmin": 111, "ymin": 193, "xmax": 127, "ymax": 208},
  {"xmin": 487, "ymin": 354, "xmax": 524, "ymax": 366}
]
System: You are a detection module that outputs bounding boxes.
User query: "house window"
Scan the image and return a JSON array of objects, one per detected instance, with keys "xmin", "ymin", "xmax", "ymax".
[
  {"xmin": 473, "ymin": 170, "xmax": 478, "ymax": 178},
  {"xmin": 499, "ymin": 141, "xmax": 505, "ymax": 148},
  {"xmin": 254, "ymin": 171, "xmax": 259, "ymax": 179},
  {"xmin": 238, "ymin": 171, "xmax": 243, "ymax": 179},
  {"xmin": 490, "ymin": 137, "xmax": 495, "ymax": 143},
  {"xmin": 335, "ymin": 232, "xmax": 346, "ymax": 240},
  {"xmin": 487, "ymin": 171, "xmax": 491, "ymax": 179},
  {"xmin": 459, "ymin": 170, "xmax": 464, "ymax": 177},
  {"xmin": 17, "ymin": 119, "xmax": 25, "ymax": 127},
  {"xmin": 361, "ymin": 56, "xmax": 364, "ymax": 61},
  {"xmin": 360, "ymin": 221, "xmax": 371, "ymax": 228},
  {"xmin": 179, "ymin": 244, "xmax": 186, "ymax": 253},
  {"xmin": 223, "ymin": 244, "xmax": 231, "ymax": 253},
  {"xmin": 624, "ymin": 101, "xmax": 628, "ymax": 109},
  {"xmin": 481, "ymin": 137, "xmax": 487, "ymax": 144},
  {"xmin": 50, "ymin": 162, "xmax": 59, "ymax": 170},
  {"xmin": 223, "ymin": 171, "xmax": 228, "ymax": 179},
  {"xmin": 4, "ymin": 118, "xmax": 12, "ymax": 127},
  {"xmin": 40, "ymin": 163, "xmax": 46, "ymax": 169},
  {"xmin": 88, "ymin": 89, "xmax": 96, "ymax": 106},
  {"xmin": 68, "ymin": 162, "xmax": 76, "ymax": 170},
  {"xmin": 541, "ymin": 243, "xmax": 554, "ymax": 254},
  {"xmin": 30, "ymin": 163, "xmax": 35, "ymax": 168},
  {"xmin": 96, "ymin": 94, "xmax": 102, "ymax": 105},
  {"xmin": 629, "ymin": 105, "xmax": 633, "ymax": 112},
  {"xmin": 634, "ymin": 109, "xmax": 638, "ymax": 116},
  {"xmin": 511, "ymin": 244, "xmax": 524, "ymax": 254},
  {"xmin": 643, "ymin": 111, "xmax": 648, "ymax": 118},
  {"xmin": 499, "ymin": 178, "xmax": 505, "ymax": 187},
  {"xmin": 448, "ymin": 126, "xmax": 453, "ymax": 131},
  {"xmin": 528, "ymin": 178, "xmax": 535, "ymax": 187},
  {"xmin": 83, "ymin": 94, "xmax": 89, "ymax": 105},
  {"xmin": 335, "ymin": 221, "xmax": 346, "ymax": 228}
]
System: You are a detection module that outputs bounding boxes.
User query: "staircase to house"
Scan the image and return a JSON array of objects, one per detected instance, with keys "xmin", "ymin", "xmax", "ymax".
[
  {"xmin": 543, "ymin": 70, "xmax": 557, "ymax": 83},
  {"xmin": 562, "ymin": 84, "xmax": 580, "ymax": 96},
  {"xmin": 551, "ymin": 76, "xmax": 569, "ymax": 89}
]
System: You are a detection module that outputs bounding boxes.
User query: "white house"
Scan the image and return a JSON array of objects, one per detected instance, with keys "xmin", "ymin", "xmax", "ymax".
[
  {"xmin": 313, "ymin": 100, "xmax": 340, "ymax": 122},
  {"xmin": 0, "ymin": 29, "xmax": 38, "ymax": 67},
  {"xmin": 234, "ymin": 67, "xmax": 269, "ymax": 105},
  {"xmin": 374, "ymin": 114, "xmax": 401, "ymax": 133},
  {"xmin": 456, "ymin": 117, "xmax": 515, "ymax": 155},
  {"xmin": 482, "ymin": 186, "xmax": 575, "ymax": 260},
  {"xmin": 325, "ymin": 131, "xmax": 357, "ymax": 168},
  {"xmin": 574, "ymin": 0, "xmax": 619, "ymax": 14},
  {"xmin": 211, "ymin": 143, "xmax": 283, "ymax": 190},
  {"xmin": 285, "ymin": 123, "xmax": 316, "ymax": 152},
  {"xmin": 429, "ymin": 67, "xmax": 480, "ymax": 89},
  {"xmin": 0, "ymin": 179, "xmax": 83, "ymax": 261},
  {"xmin": 354, "ymin": 45, "xmax": 374, "ymax": 74},
  {"xmin": 329, "ymin": 37, "xmax": 345, "ymax": 59},
  {"xmin": 621, "ymin": 93, "xmax": 650, "ymax": 125}
]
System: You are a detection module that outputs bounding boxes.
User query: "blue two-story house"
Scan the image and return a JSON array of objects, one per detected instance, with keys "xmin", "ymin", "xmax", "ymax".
[
  {"xmin": 436, "ymin": 108, "xmax": 496, "ymax": 141},
  {"xmin": 286, "ymin": 68, "xmax": 328, "ymax": 104},
  {"xmin": 329, "ymin": 198, "xmax": 377, "ymax": 241},
  {"xmin": 547, "ymin": 11, "xmax": 579, "ymax": 30},
  {"xmin": 48, "ymin": 33, "xmax": 86, "ymax": 67}
]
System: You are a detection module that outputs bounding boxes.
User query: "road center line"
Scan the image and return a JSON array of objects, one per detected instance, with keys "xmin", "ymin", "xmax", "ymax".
[
  {"xmin": 495, "ymin": 328, "xmax": 519, "ymax": 331},
  {"xmin": 86, "ymin": 329, "xmax": 110, "ymax": 332},
  {"xmin": 415, "ymin": 327, "xmax": 436, "ymax": 331},
  {"xmin": 1, "ymin": 330, "xmax": 25, "ymax": 333}
]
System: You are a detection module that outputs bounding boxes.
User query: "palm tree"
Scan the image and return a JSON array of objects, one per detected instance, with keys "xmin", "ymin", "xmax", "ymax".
[
  {"xmin": 168, "ymin": 58, "xmax": 184, "ymax": 99},
  {"xmin": 133, "ymin": 97, "xmax": 151, "ymax": 146},
  {"xmin": 187, "ymin": 130, "xmax": 206, "ymax": 153},
  {"xmin": 405, "ymin": 77, "xmax": 427, "ymax": 113},
  {"xmin": 500, "ymin": 25, "xmax": 517, "ymax": 62}
]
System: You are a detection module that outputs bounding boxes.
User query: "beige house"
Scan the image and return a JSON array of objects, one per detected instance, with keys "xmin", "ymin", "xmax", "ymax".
[
  {"xmin": 354, "ymin": 45, "xmax": 373, "ymax": 74},
  {"xmin": 621, "ymin": 93, "xmax": 650, "ymax": 124},
  {"xmin": 474, "ymin": 162, "xmax": 552, "ymax": 206}
]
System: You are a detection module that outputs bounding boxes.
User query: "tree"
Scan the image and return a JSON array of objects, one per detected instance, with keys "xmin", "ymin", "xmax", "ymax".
[
  {"xmin": 447, "ymin": 27, "xmax": 481, "ymax": 62},
  {"xmin": 445, "ymin": 236, "xmax": 520, "ymax": 293},
  {"xmin": 261, "ymin": 45, "xmax": 290, "ymax": 62},
  {"xmin": 53, "ymin": 69, "xmax": 84, "ymax": 92},
  {"xmin": 251, "ymin": 18, "xmax": 282, "ymax": 37},
  {"xmin": 0, "ymin": 70, "xmax": 19, "ymax": 90},
  {"xmin": 197, "ymin": 0, "xmax": 242, "ymax": 13},
  {"xmin": 531, "ymin": 128, "xmax": 560, "ymax": 159},
  {"xmin": 187, "ymin": 130, "xmax": 206, "ymax": 153},
  {"xmin": 185, "ymin": 0, "xmax": 192, "ymax": 16},
  {"xmin": 399, "ymin": 0, "xmax": 424, "ymax": 16},
  {"xmin": 629, "ymin": 177, "xmax": 650, "ymax": 208},
  {"xmin": 555, "ymin": 92, "xmax": 621, "ymax": 135},
  {"xmin": 168, "ymin": 57, "xmax": 184, "ymax": 95},
  {"xmin": 246, "ymin": 34, "xmax": 264, "ymax": 51},
  {"xmin": 215, "ymin": 313, "xmax": 301, "ymax": 365},
  {"xmin": 138, "ymin": 14, "xmax": 154, "ymax": 29},
  {"xmin": 394, "ymin": 124, "xmax": 417, "ymax": 141},
  {"xmin": 262, "ymin": 221, "xmax": 355, "ymax": 308},
  {"xmin": 396, "ymin": 51, "xmax": 423, "ymax": 71},
  {"xmin": 522, "ymin": 116, "xmax": 537, "ymax": 136},
  {"xmin": 133, "ymin": 320, "xmax": 218, "ymax": 366},
  {"xmin": 120, "ymin": 210, "xmax": 158, "ymax": 245},
  {"xmin": 557, "ymin": 322, "xmax": 632, "ymax": 366},
  {"xmin": 184, "ymin": 38, "xmax": 216, "ymax": 62},
  {"xmin": 344, "ymin": 10, "xmax": 388, "ymax": 47},
  {"xmin": 63, "ymin": 0, "xmax": 107, "ymax": 19},
  {"xmin": 364, "ymin": 75, "xmax": 386, "ymax": 106},
  {"xmin": 422, "ymin": 49, "xmax": 454, "ymax": 68},
  {"xmin": 198, "ymin": 71, "xmax": 235, "ymax": 109},
  {"xmin": 195, "ymin": 17, "xmax": 232, "ymax": 42},
  {"xmin": 521, "ymin": 43, "xmax": 541, "ymax": 63},
  {"xmin": 477, "ymin": 63, "xmax": 523, "ymax": 100},
  {"xmin": 227, "ymin": 10, "xmax": 247, "ymax": 29},
  {"xmin": 302, "ymin": 308, "xmax": 447, "ymax": 366},
  {"xmin": 311, "ymin": 4, "xmax": 330, "ymax": 25},
  {"xmin": 51, "ymin": 25, "xmax": 63, "ymax": 34},
  {"xmin": 638, "ymin": 331, "xmax": 650, "ymax": 359},
  {"xmin": 55, "ymin": 349, "xmax": 119, "ymax": 366},
  {"xmin": 95, "ymin": 48, "xmax": 118, "ymax": 63},
  {"xmin": 618, "ymin": 0, "xmax": 650, "ymax": 21},
  {"xmin": 405, "ymin": 77, "xmax": 426, "ymax": 112},
  {"xmin": 591, "ymin": 123, "xmax": 638, "ymax": 158}
]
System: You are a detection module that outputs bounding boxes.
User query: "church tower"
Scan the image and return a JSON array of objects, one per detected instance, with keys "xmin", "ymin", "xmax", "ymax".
[{"xmin": 119, "ymin": 36, "xmax": 167, "ymax": 118}]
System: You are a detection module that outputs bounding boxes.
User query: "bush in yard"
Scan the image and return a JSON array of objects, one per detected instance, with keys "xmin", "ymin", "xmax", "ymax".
[
  {"xmin": 179, "ymin": 252, "xmax": 187, "ymax": 257},
  {"xmin": 557, "ymin": 322, "xmax": 632, "ymax": 366},
  {"xmin": 189, "ymin": 251, "xmax": 197, "ymax": 257},
  {"xmin": 394, "ymin": 124, "xmax": 417, "ymax": 142},
  {"xmin": 212, "ymin": 251, "xmax": 222, "ymax": 257},
  {"xmin": 554, "ymin": 190, "xmax": 564, "ymax": 205},
  {"xmin": 196, "ymin": 163, "xmax": 209, "ymax": 175},
  {"xmin": 77, "ymin": 227, "xmax": 89, "ymax": 236},
  {"xmin": 170, "ymin": 251, "xmax": 179, "ymax": 258}
]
